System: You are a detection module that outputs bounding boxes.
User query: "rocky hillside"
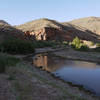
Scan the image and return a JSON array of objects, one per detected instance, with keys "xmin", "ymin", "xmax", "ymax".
[
  {"xmin": 68, "ymin": 16, "xmax": 100, "ymax": 36},
  {"xmin": 16, "ymin": 18, "xmax": 100, "ymax": 42},
  {"xmin": 0, "ymin": 20, "xmax": 24, "ymax": 43}
]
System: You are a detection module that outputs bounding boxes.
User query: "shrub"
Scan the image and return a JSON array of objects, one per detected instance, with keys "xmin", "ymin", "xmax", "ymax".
[
  {"xmin": 71, "ymin": 37, "xmax": 88, "ymax": 51},
  {"xmin": 71, "ymin": 37, "xmax": 82, "ymax": 49},
  {"xmin": 0, "ymin": 38, "xmax": 35, "ymax": 54},
  {"xmin": 62, "ymin": 41, "xmax": 68, "ymax": 45},
  {"xmin": 93, "ymin": 47, "xmax": 100, "ymax": 52},
  {"xmin": 78, "ymin": 45, "xmax": 89, "ymax": 51},
  {"xmin": 0, "ymin": 36, "xmax": 58, "ymax": 54},
  {"xmin": 90, "ymin": 41, "xmax": 95, "ymax": 46},
  {"xmin": 96, "ymin": 43, "xmax": 100, "ymax": 47},
  {"xmin": 33, "ymin": 41, "xmax": 56, "ymax": 48}
]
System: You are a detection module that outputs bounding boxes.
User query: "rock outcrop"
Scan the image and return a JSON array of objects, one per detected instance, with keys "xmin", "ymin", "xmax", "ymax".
[
  {"xmin": 28, "ymin": 27, "xmax": 73, "ymax": 41},
  {"xmin": 24, "ymin": 27, "xmax": 99, "ymax": 42}
]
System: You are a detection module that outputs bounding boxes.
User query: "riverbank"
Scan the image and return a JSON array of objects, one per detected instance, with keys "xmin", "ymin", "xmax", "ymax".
[
  {"xmin": 0, "ymin": 47, "xmax": 100, "ymax": 100},
  {"xmin": 34, "ymin": 46, "xmax": 100, "ymax": 63},
  {"xmin": 52, "ymin": 46, "xmax": 100, "ymax": 63},
  {"xmin": 0, "ymin": 61, "xmax": 99, "ymax": 100}
]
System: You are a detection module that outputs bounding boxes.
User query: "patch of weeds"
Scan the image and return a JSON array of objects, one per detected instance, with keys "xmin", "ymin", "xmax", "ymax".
[
  {"xmin": 0, "ymin": 53, "xmax": 20, "ymax": 73},
  {"xmin": 7, "ymin": 74, "xmax": 16, "ymax": 81}
]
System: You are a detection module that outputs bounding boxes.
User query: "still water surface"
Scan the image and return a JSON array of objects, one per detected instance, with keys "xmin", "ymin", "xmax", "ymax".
[{"xmin": 33, "ymin": 53, "xmax": 100, "ymax": 96}]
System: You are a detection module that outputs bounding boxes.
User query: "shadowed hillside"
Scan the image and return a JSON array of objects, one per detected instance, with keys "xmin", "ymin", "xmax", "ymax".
[
  {"xmin": 68, "ymin": 16, "xmax": 100, "ymax": 36},
  {"xmin": 0, "ymin": 20, "xmax": 24, "ymax": 43}
]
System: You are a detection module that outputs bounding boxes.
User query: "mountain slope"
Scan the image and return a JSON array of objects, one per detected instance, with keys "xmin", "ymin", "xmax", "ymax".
[
  {"xmin": 16, "ymin": 18, "xmax": 100, "ymax": 42},
  {"xmin": 68, "ymin": 16, "xmax": 100, "ymax": 35},
  {"xmin": 0, "ymin": 20, "xmax": 24, "ymax": 43},
  {"xmin": 15, "ymin": 18, "xmax": 69, "ymax": 31}
]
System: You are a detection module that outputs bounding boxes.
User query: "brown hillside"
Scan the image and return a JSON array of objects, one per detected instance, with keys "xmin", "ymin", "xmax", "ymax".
[
  {"xmin": 68, "ymin": 16, "xmax": 100, "ymax": 36},
  {"xmin": 0, "ymin": 20, "xmax": 24, "ymax": 43},
  {"xmin": 16, "ymin": 18, "xmax": 100, "ymax": 42},
  {"xmin": 15, "ymin": 18, "xmax": 68, "ymax": 31}
]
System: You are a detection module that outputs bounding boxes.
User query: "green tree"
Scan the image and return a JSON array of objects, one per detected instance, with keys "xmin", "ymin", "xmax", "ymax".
[
  {"xmin": 71, "ymin": 37, "xmax": 82, "ymax": 49},
  {"xmin": 71, "ymin": 37, "xmax": 88, "ymax": 51}
]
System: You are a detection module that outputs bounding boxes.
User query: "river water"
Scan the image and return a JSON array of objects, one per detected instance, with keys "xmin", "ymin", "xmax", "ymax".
[{"xmin": 33, "ymin": 53, "xmax": 100, "ymax": 96}]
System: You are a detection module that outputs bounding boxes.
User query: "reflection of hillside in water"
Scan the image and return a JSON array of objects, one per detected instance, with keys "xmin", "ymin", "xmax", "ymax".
[
  {"xmin": 73, "ymin": 61, "xmax": 98, "ymax": 68},
  {"xmin": 33, "ymin": 54, "xmax": 99, "ymax": 72},
  {"xmin": 33, "ymin": 54, "xmax": 71, "ymax": 72}
]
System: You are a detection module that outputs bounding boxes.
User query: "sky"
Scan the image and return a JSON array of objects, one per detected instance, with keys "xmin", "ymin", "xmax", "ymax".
[{"xmin": 0, "ymin": 0, "xmax": 100, "ymax": 25}]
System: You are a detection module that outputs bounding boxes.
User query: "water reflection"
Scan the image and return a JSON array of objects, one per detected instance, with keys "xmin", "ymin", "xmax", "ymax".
[
  {"xmin": 33, "ymin": 54, "xmax": 99, "ymax": 71},
  {"xmin": 33, "ymin": 54, "xmax": 73, "ymax": 72},
  {"xmin": 33, "ymin": 53, "xmax": 100, "ymax": 96}
]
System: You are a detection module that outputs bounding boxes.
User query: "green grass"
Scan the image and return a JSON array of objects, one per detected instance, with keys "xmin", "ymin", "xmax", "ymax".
[{"xmin": 0, "ymin": 53, "xmax": 20, "ymax": 73}]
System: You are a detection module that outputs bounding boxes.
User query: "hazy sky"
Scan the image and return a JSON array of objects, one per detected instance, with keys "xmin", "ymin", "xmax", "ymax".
[{"xmin": 0, "ymin": 0, "xmax": 100, "ymax": 25}]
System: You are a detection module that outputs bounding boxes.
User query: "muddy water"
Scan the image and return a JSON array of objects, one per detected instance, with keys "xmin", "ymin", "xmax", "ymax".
[{"xmin": 33, "ymin": 53, "xmax": 100, "ymax": 96}]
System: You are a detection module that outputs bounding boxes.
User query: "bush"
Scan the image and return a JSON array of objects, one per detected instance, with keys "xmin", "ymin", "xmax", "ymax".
[
  {"xmin": 96, "ymin": 43, "xmax": 100, "ymax": 47},
  {"xmin": 71, "ymin": 37, "xmax": 88, "ymax": 51},
  {"xmin": 78, "ymin": 45, "xmax": 89, "ymax": 51},
  {"xmin": 62, "ymin": 41, "xmax": 68, "ymax": 45},
  {"xmin": 33, "ymin": 41, "xmax": 56, "ymax": 48},
  {"xmin": 71, "ymin": 37, "xmax": 82, "ymax": 49},
  {"xmin": 93, "ymin": 47, "xmax": 100, "ymax": 52},
  {"xmin": 0, "ymin": 38, "xmax": 35, "ymax": 54},
  {"xmin": 0, "ymin": 37, "xmax": 58, "ymax": 54},
  {"xmin": 90, "ymin": 41, "xmax": 95, "ymax": 46},
  {"xmin": 0, "ymin": 53, "xmax": 20, "ymax": 73}
]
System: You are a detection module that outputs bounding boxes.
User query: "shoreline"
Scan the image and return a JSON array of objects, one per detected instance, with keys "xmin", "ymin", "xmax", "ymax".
[{"xmin": 1, "ymin": 47, "xmax": 100, "ymax": 100}]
